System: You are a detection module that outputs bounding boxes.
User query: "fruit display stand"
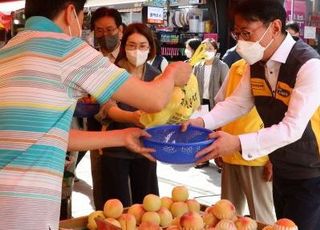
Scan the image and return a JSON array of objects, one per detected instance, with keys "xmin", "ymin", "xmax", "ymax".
[{"xmin": 59, "ymin": 204, "xmax": 268, "ymax": 230}]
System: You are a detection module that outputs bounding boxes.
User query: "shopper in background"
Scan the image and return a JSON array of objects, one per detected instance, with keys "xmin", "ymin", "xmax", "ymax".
[
  {"xmin": 285, "ymin": 21, "xmax": 300, "ymax": 41},
  {"xmin": 86, "ymin": 7, "xmax": 125, "ymax": 210},
  {"xmin": 185, "ymin": 37, "xmax": 202, "ymax": 60},
  {"xmin": 183, "ymin": 0, "xmax": 320, "ymax": 229},
  {"xmin": 214, "ymin": 59, "xmax": 276, "ymax": 224},
  {"xmin": 0, "ymin": 0, "xmax": 192, "ymax": 229},
  {"xmin": 194, "ymin": 38, "xmax": 229, "ymax": 111},
  {"xmin": 193, "ymin": 38, "xmax": 228, "ymax": 169},
  {"xmin": 148, "ymin": 34, "xmax": 168, "ymax": 72},
  {"xmin": 98, "ymin": 23, "xmax": 160, "ymax": 207},
  {"xmin": 91, "ymin": 7, "xmax": 123, "ymax": 63}
]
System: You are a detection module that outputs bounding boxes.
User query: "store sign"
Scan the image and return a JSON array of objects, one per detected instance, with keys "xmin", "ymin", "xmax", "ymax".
[
  {"xmin": 304, "ymin": 26, "xmax": 316, "ymax": 39},
  {"xmin": 147, "ymin": 6, "xmax": 164, "ymax": 24},
  {"xmin": 310, "ymin": 15, "xmax": 320, "ymax": 33},
  {"xmin": 0, "ymin": 12, "xmax": 12, "ymax": 31},
  {"xmin": 284, "ymin": 0, "xmax": 306, "ymax": 37}
]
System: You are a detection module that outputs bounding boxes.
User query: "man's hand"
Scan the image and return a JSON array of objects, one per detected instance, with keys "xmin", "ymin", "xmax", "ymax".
[
  {"xmin": 130, "ymin": 110, "xmax": 144, "ymax": 128},
  {"xmin": 263, "ymin": 160, "xmax": 273, "ymax": 181},
  {"xmin": 122, "ymin": 128, "xmax": 155, "ymax": 161},
  {"xmin": 195, "ymin": 131, "xmax": 241, "ymax": 163},
  {"xmin": 181, "ymin": 117, "xmax": 205, "ymax": 132},
  {"xmin": 164, "ymin": 61, "xmax": 192, "ymax": 87}
]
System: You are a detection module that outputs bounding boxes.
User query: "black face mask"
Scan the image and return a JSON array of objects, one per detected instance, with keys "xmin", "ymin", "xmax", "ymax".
[{"xmin": 96, "ymin": 34, "xmax": 119, "ymax": 52}]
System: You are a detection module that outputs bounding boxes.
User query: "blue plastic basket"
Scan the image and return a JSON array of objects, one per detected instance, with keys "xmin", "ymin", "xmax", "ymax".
[
  {"xmin": 73, "ymin": 102, "xmax": 100, "ymax": 118},
  {"xmin": 142, "ymin": 125, "xmax": 214, "ymax": 164}
]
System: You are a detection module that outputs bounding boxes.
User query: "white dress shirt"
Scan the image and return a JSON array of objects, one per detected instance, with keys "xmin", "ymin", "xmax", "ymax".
[
  {"xmin": 203, "ymin": 64, "xmax": 212, "ymax": 99},
  {"xmin": 201, "ymin": 34, "xmax": 320, "ymax": 160}
]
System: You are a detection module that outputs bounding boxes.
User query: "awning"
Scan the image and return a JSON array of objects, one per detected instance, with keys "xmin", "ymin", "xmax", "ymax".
[
  {"xmin": 0, "ymin": 1, "xmax": 25, "ymax": 13},
  {"xmin": 85, "ymin": 0, "xmax": 146, "ymax": 7}
]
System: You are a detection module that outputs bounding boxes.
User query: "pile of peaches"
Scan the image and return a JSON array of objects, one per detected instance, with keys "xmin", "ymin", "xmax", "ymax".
[{"xmin": 87, "ymin": 185, "xmax": 297, "ymax": 230}]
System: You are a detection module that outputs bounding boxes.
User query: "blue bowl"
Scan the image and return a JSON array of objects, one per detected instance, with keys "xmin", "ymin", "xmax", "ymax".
[
  {"xmin": 142, "ymin": 125, "xmax": 214, "ymax": 164},
  {"xmin": 73, "ymin": 102, "xmax": 100, "ymax": 118}
]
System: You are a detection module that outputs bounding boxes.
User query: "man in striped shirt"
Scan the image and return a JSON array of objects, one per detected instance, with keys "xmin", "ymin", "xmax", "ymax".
[{"xmin": 0, "ymin": 1, "xmax": 192, "ymax": 229}]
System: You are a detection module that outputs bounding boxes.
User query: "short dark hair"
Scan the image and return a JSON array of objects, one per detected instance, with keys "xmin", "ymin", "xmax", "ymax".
[
  {"xmin": 185, "ymin": 38, "xmax": 202, "ymax": 52},
  {"xmin": 232, "ymin": 0, "xmax": 287, "ymax": 33},
  {"xmin": 90, "ymin": 7, "xmax": 122, "ymax": 30},
  {"xmin": 286, "ymin": 21, "xmax": 300, "ymax": 33},
  {"xmin": 25, "ymin": 0, "xmax": 86, "ymax": 20},
  {"xmin": 115, "ymin": 23, "xmax": 156, "ymax": 64}
]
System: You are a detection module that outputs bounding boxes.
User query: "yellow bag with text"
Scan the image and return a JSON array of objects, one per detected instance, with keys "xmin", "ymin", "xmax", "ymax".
[
  {"xmin": 139, "ymin": 44, "xmax": 208, "ymax": 128},
  {"xmin": 139, "ymin": 74, "xmax": 201, "ymax": 128}
]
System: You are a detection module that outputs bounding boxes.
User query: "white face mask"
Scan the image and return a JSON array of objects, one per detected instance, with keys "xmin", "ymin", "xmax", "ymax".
[
  {"xmin": 205, "ymin": 51, "xmax": 216, "ymax": 61},
  {"xmin": 185, "ymin": 49, "xmax": 193, "ymax": 58},
  {"xmin": 68, "ymin": 8, "xmax": 82, "ymax": 37},
  {"xmin": 236, "ymin": 24, "xmax": 274, "ymax": 65},
  {"xmin": 126, "ymin": 49, "xmax": 149, "ymax": 67}
]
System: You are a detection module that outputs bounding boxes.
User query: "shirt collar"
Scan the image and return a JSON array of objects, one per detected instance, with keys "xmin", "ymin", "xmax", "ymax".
[
  {"xmin": 269, "ymin": 33, "xmax": 296, "ymax": 64},
  {"xmin": 111, "ymin": 45, "xmax": 120, "ymax": 59},
  {"xmin": 25, "ymin": 16, "xmax": 63, "ymax": 33}
]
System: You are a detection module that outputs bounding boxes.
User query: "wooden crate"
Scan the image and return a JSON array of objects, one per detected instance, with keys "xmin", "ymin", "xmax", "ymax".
[{"xmin": 59, "ymin": 216, "xmax": 88, "ymax": 230}]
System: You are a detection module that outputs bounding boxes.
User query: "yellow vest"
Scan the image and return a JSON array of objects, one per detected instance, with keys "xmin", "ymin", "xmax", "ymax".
[{"xmin": 221, "ymin": 59, "xmax": 268, "ymax": 166}]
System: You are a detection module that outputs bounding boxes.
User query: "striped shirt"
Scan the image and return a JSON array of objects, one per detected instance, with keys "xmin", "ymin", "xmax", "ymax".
[{"xmin": 0, "ymin": 16, "xmax": 129, "ymax": 230}]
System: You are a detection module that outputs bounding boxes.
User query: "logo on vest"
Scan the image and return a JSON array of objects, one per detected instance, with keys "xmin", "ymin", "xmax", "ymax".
[{"xmin": 277, "ymin": 87, "xmax": 290, "ymax": 97}]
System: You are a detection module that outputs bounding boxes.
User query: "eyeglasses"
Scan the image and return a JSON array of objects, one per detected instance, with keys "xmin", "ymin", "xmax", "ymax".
[
  {"xmin": 125, "ymin": 43, "xmax": 150, "ymax": 51},
  {"xmin": 95, "ymin": 27, "xmax": 118, "ymax": 35},
  {"xmin": 231, "ymin": 30, "xmax": 251, "ymax": 41},
  {"xmin": 231, "ymin": 23, "xmax": 270, "ymax": 41}
]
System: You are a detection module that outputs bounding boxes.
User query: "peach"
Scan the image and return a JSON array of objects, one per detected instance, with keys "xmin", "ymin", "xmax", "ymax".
[
  {"xmin": 166, "ymin": 226, "xmax": 180, "ymax": 230},
  {"xmin": 215, "ymin": 219, "xmax": 237, "ymax": 230},
  {"xmin": 211, "ymin": 199, "xmax": 236, "ymax": 220},
  {"xmin": 170, "ymin": 201, "xmax": 189, "ymax": 218},
  {"xmin": 138, "ymin": 222, "xmax": 162, "ymax": 230},
  {"xmin": 202, "ymin": 212, "xmax": 219, "ymax": 228},
  {"xmin": 235, "ymin": 216, "xmax": 258, "ymax": 230},
  {"xmin": 274, "ymin": 218, "xmax": 298, "ymax": 230},
  {"xmin": 172, "ymin": 186, "xmax": 189, "ymax": 202},
  {"xmin": 87, "ymin": 210, "xmax": 105, "ymax": 230},
  {"xmin": 170, "ymin": 217, "xmax": 181, "ymax": 227},
  {"xmin": 160, "ymin": 196, "xmax": 173, "ymax": 209},
  {"xmin": 105, "ymin": 218, "xmax": 121, "ymax": 228},
  {"xmin": 143, "ymin": 194, "xmax": 161, "ymax": 212},
  {"xmin": 180, "ymin": 211, "xmax": 204, "ymax": 230},
  {"xmin": 204, "ymin": 205, "xmax": 215, "ymax": 214},
  {"xmin": 157, "ymin": 207, "xmax": 173, "ymax": 228},
  {"xmin": 103, "ymin": 199, "xmax": 123, "ymax": 219},
  {"xmin": 141, "ymin": 211, "xmax": 161, "ymax": 226},
  {"xmin": 118, "ymin": 213, "xmax": 137, "ymax": 230},
  {"xmin": 128, "ymin": 203, "xmax": 145, "ymax": 225},
  {"xmin": 262, "ymin": 226, "xmax": 274, "ymax": 230},
  {"xmin": 186, "ymin": 199, "xmax": 200, "ymax": 213}
]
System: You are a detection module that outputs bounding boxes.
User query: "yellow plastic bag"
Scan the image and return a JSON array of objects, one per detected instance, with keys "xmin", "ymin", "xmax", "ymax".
[
  {"xmin": 140, "ymin": 74, "xmax": 201, "ymax": 128},
  {"xmin": 139, "ymin": 43, "xmax": 207, "ymax": 128}
]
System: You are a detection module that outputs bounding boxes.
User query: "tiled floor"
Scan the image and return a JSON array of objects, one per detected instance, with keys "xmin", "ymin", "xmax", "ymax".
[{"xmin": 72, "ymin": 152, "xmax": 222, "ymax": 217}]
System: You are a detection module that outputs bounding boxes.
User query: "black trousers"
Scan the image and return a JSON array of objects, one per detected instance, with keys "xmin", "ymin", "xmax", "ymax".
[
  {"xmin": 101, "ymin": 155, "xmax": 159, "ymax": 207},
  {"xmin": 273, "ymin": 174, "xmax": 320, "ymax": 230}
]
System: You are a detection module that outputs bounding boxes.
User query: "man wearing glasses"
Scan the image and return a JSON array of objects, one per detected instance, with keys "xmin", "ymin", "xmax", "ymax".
[
  {"xmin": 184, "ymin": 0, "xmax": 320, "ymax": 229},
  {"xmin": 91, "ymin": 7, "xmax": 123, "ymax": 63},
  {"xmin": 87, "ymin": 7, "xmax": 124, "ymax": 210}
]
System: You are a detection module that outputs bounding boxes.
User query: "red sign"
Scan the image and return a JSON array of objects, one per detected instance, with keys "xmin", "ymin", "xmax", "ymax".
[{"xmin": 0, "ymin": 12, "xmax": 12, "ymax": 31}]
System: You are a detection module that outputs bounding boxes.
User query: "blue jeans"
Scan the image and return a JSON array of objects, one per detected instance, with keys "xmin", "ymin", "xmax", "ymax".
[{"xmin": 273, "ymin": 174, "xmax": 320, "ymax": 230}]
